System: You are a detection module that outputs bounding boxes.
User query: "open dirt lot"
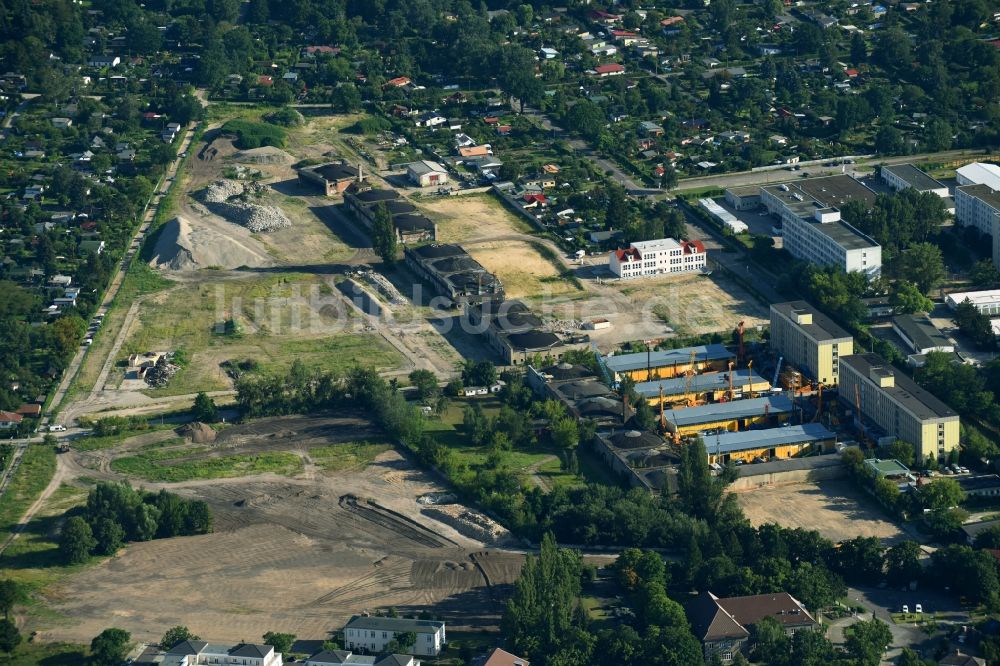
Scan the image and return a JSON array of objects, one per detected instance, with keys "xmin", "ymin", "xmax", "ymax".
[
  {"xmin": 736, "ymin": 479, "xmax": 907, "ymax": 544},
  {"xmin": 35, "ymin": 414, "xmax": 526, "ymax": 644},
  {"xmin": 416, "ymin": 194, "xmax": 533, "ymax": 243},
  {"xmin": 467, "ymin": 240, "xmax": 581, "ymax": 299}
]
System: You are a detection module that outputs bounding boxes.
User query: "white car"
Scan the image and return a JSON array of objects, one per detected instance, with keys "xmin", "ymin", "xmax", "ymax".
[
  {"xmin": 48, "ymin": 424, "xmax": 67, "ymax": 432},
  {"xmin": 902, "ymin": 605, "xmax": 909, "ymax": 614},
  {"xmin": 915, "ymin": 604, "xmax": 923, "ymax": 614}
]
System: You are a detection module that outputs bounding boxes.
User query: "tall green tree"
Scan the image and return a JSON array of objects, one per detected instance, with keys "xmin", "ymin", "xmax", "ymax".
[
  {"xmin": 90, "ymin": 628, "xmax": 132, "ymax": 666},
  {"xmin": 371, "ymin": 202, "xmax": 398, "ymax": 265},
  {"xmin": 262, "ymin": 632, "xmax": 296, "ymax": 655},
  {"xmin": 0, "ymin": 619, "xmax": 21, "ymax": 655},
  {"xmin": 60, "ymin": 516, "xmax": 96, "ymax": 564},
  {"xmin": 161, "ymin": 626, "xmax": 198, "ymax": 650},
  {"xmin": 192, "ymin": 392, "xmax": 219, "ymax": 423}
]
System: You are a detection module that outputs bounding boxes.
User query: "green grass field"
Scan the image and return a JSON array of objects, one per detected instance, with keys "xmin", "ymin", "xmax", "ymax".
[
  {"xmin": 0, "ymin": 445, "xmax": 57, "ymax": 543},
  {"xmin": 110, "ymin": 450, "xmax": 304, "ymax": 482},
  {"xmin": 2, "ymin": 642, "xmax": 89, "ymax": 665},
  {"xmin": 308, "ymin": 441, "xmax": 391, "ymax": 472},
  {"xmin": 114, "ymin": 274, "xmax": 404, "ymax": 396}
]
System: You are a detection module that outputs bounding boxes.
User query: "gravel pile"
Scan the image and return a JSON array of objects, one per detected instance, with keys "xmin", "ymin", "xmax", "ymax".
[
  {"xmin": 232, "ymin": 146, "xmax": 295, "ymax": 164},
  {"xmin": 422, "ymin": 505, "xmax": 513, "ymax": 546},
  {"xmin": 200, "ymin": 180, "xmax": 291, "ymax": 233},
  {"xmin": 144, "ymin": 357, "xmax": 179, "ymax": 388}
]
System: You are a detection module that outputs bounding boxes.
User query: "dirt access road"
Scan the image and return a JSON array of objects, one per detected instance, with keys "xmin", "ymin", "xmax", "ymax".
[{"xmin": 29, "ymin": 414, "xmax": 527, "ymax": 643}]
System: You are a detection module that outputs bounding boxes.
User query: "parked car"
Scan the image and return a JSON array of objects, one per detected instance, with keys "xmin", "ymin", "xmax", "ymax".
[
  {"xmin": 49, "ymin": 424, "xmax": 66, "ymax": 432},
  {"xmin": 902, "ymin": 605, "xmax": 909, "ymax": 614},
  {"xmin": 915, "ymin": 604, "xmax": 923, "ymax": 614}
]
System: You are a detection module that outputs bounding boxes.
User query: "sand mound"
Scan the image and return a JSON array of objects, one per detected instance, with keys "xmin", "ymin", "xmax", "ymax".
[
  {"xmin": 232, "ymin": 146, "xmax": 294, "ymax": 165},
  {"xmin": 177, "ymin": 421, "xmax": 217, "ymax": 443},
  {"xmin": 150, "ymin": 216, "xmax": 273, "ymax": 271}
]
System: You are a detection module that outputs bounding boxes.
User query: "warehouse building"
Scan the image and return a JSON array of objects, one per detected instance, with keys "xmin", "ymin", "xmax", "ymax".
[
  {"xmin": 633, "ymin": 369, "xmax": 772, "ymax": 408},
  {"xmin": 404, "ymin": 244, "xmax": 503, "ymax": 307},
  {"xmin": 592, "ymin": 429, "xmax": 678, "ymax": 494},
  {"xmin": 944, "ymin": 289, "xmax": 1000, "ymax": 322},
  {"xmin": 956, "ymin": 162, "xmax": 1000, "ymax": 190},
  {"xmin": 603, "ymin": 344, "xmax": 735, "ymax": 382},
  {"xmin": 839, "ymin": 353, "xmax": 960, "ymax": 461},
  {"xmin": 465, "ymin": 300, "xmax": 590, "ymax": 365},
  {"xmin": 724, "ymin": 185, "xmax": 762, "ymax": 211},
  {"xmin": 880, "ymin": 164, "xmax": 950, "ymax": 198},
  {"xmin": 770, "ymin": 301, "xmax": 854, "ymax": 386},
  {"xmin": 297, "ymin": 161, "xmax": 360, "ymax": 196},
  {"xmin": 760, "ymin": 175, "xmax": 881, "ymax": 278},
  {"xmin": 344, "ymin": 186, "xmax": 436, "ymax": 243},
  {"xmin": 662, "ymin": 395, "xmax": 794, "ymax": 436},
  {"xmin": 892, "ymin": 314, "xmax": 954, "ymax": 357},
  {"xmin": 526, "ymin": 364, "xmax": 633, "ymax": 426},
  {"xmin": 703, "ymin": 423, "xmax": 837, "ymax": 465}
]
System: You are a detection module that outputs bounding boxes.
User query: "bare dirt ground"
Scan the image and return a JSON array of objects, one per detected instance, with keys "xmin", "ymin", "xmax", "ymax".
[
  {"xmin": 736, "ymin": 479, "xmax": 907, "ymax": 544},
  {"xmin": 35, "ymin": 414, "xmax": 526, "ymax": 644},
  {"xmin": 466, "ymin": 240, "xmax": 579, "ymax": 299},
  {"xmin": 415, "ymin": 194, "xmax": 533, "ymax": 243}
]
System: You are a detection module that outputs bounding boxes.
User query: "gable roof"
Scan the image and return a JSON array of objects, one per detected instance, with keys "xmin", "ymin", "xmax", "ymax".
[
  {"xmin": 166, "ymin": 640, "xmax": 208, "ymax": 655},
  {"xmin": 229, "ymin": 644, "xmax": 274, "ymax": 658},
  {"xmin": 687, "ymin": 591, "xmax": 816, "ymax": 642},
  {"xmin": 687, "ymin": 591, "xmax": 749, "ymax": 642},
  {"xmin": 476, "ymin": 647, "xmax": 530, "ymax": 666}
]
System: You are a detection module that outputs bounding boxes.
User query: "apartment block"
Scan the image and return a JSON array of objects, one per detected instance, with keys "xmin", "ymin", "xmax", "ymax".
[
  {"xmin": 839, "ymin": 353, "xmax": 960, "ymax": 461},
  {"xmin": 769, "ymin": 301, "xmax": 854, "ymax": 385}
]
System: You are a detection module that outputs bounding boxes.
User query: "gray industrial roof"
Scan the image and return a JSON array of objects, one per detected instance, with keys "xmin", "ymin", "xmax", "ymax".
[
  {"xmin": 892, "ymin": 314, "xmax": 952, "ymax": 353},
  {"xmin": 806, "ymin": 217, "xmax": 880, "ymax": 251},
  {"xmin": 664, "ymin": 395, "xmax": 794, "ymax": 428},
  {"xmin": 345, "ymin": 616, "xmax": 444, "ymax": 633},
  {"xmin": 705, "ymin": 423, "xmax": 835, "ymax": 454},
  {"xmin": 605, "ymin": 344, "xmax": 735, "ymax": 374},
  {"xmin": 771, "ymin": 301, "xmax": 853, "ymax": 342},
  {"xmin": 883, "ymin": 164, "xmax": 947, "ymax": 192},
  {"xmin": 842, "ymin": 353, "xmax": 958, "ymax": 421},
  {"xmin": 633, "ymin": 369, "xmax": 770, "ymax": 397},
  {"xmin": 958, "ymin": 183, "xmax": 1000, "ymax": 210},
  {"xmin": 796, "ymin": 174, "xmax": 877, "ymax": 208}
]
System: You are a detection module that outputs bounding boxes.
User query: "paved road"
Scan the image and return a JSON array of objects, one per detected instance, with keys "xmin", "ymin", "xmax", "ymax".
[
  {"xmin": 47, "ymin": 126, "xmax": 200, "ymax": 422},
  {"xmin": 674, "ymin": 148, "xmax": 987, "ymax": 192}
]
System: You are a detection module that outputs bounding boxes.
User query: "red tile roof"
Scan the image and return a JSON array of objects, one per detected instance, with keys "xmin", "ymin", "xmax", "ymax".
[
  {"xmin": 257, "ymin": 75, "xmax": 274, "ymax": 86},
  {"xmin": 614, "ymin": 248, "xmax": 641, "ymax": 261},
  {"xmin": 594, "ymin": 64, "xmax": 625, "ymax": 75},
  {"xmin": 0, "ymin": 411, "xmax": 23, "ymax": 424},
  {"xmin": 682, "ymin": 239, "xmax": 705, "ymax": 254},
  {"xmin": 660, "ymin": 16, "xmax": 684, "ymax": 26},
  {"xmin": 386, "ymin": 76, "xmax": 411, "ymax": 87},
  {"xmin": 523, "ymin": 194, "xmax": 547, "ymax": 204},
  {"xmin": 15, "ymin": 404, "xmax": 41, "ymax": 416}
]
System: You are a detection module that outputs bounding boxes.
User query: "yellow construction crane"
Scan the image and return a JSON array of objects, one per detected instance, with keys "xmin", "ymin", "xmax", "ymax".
[{"xmin": 684, "ymin": 348, "xmax": 698, "ymax": 405}]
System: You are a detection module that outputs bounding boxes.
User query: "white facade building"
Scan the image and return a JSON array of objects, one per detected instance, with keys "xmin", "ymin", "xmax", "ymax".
[
  {"xmin": 343, "ymin": 616, "xmax": 446, "ymax": 657},
  {"xmin": 609, "ymin": 238, "xmax": 707, "ymax": 278},
  {"xmin": 956, "ymin": 183, "xmax": 1000, "ymax": 240},
  {"xmin": 880, "ymin": 164, "xmax": 950, "ymax": 198},
  {"xmin": 945, "ymin": 289, "xmax": 1000, "ymax": 316},
  {"xmin": 957, "ymin": 162, "xmax": 1000, "ymax": 190},
  {"xmin": 164, "ymin": 641, "xmax": 282, "ymax": 666},
  {"xmin": 760, "ymin": 177, "xmax": 881, "ymax": 278}
]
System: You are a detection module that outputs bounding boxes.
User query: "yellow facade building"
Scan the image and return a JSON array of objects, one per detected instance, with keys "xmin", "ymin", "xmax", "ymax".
[{"xmin": 770, "ymin": 301, "xmax": 854, "ymax": 386}]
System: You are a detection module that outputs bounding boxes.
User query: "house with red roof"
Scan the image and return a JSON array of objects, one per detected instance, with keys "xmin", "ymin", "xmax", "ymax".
[
  {"xmin": 587, "ymin": 9, "xmax": 622, "ymax": 25},
  {"xmin": 0, "ymin": 411, "xmax": 23, "ymax": 429},
  {"xmin": 593, "ymin": 63, "xmax": 625, "ymax": 77},
  {"xmin": 386, "ymin": 76, "xmax": 411, "ymax": 88},
  {"xmin": 522, "ymin": 194, "xmax": 548, "ymax": 208},
  {"xmin": 257, "ymin": 75, "xmax": 274, "ymax": 86},
  {"xmin": 660, "ymin": 16, "xmax": 684, "ymax": 27}
]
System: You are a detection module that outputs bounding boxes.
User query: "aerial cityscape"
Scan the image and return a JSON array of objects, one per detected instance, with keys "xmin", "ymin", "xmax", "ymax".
[{"xmin": 2, "ymin": 0, "xmax": 1000, "ymax": 664}]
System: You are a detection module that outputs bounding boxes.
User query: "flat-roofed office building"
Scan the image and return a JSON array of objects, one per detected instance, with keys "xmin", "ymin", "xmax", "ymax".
[
  {"xmin": 839, "ymin": 353, "xmax": 960, "ymax": 461},
  {"xmin": 770, "ymin": 301, "xmax": 854, "ymax": 385}
]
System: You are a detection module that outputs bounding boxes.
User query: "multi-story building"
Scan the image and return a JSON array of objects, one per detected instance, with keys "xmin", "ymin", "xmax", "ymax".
[
  {"xmin": 770, "ymin": 301, "xmax": 854, "ymax": 385},
  {"xmin": 760, "ymin": 175, "xmax": 881, "ymax": 278},
  {"xmin": 608, "ymin": 238, "xmax": 706, "ymax": 278},
  {"xmin": 687, "ymin": 591, "xmax": 818, "ymax": 664},
  {"xmin": 945, "ymin": 289, "xmax": 1000, "ymax": 316},
  {"xmin": 343, "ymin": 616, "xmax": 446, "ymax": 657},
  {"xmin": 839, "ymin": 353, "xmax": 960, "ymax": 461},
  {"xmin": 880, "ymin": 163, "xmax": 950, "ymax": 198},
  {"xmin": 164, "ymin": 641, "xmax": 282, "ymax": 666},
  {"xmin": 955, "ymin": 184, "xmax": 1000, "ymax": 266}
]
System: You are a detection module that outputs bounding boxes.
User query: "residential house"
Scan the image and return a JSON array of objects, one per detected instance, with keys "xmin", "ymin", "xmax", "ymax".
[
  {"xmin": 592, "ymin": 63, "xmax": 625, "ymax": 77},
  {"xmin": 88, "ymin": 55, "xmax": 121, "ymax": 68},
  {"xmin": 459, "ymin": 145, "xmax": 492, "ymax": 158},
  {"xmin": 414, "ymin": 111, "xmax": 447, "ymax": 128},
  {"xmin": 15, "ymin": 404, "xmax": 42, "ymax": 418},
  {"xmin": 304, "ymin": 650, "xmax": 418, "ymax": 666},
  {"xmin": 164, "ymin": 640, "xmax": 282, "ymax": 666},
  {"xmin": 51, "ymin": 117, "xmax": 72, "ymax": 129},
  {"xmin": 539, "ymin": 48, "xmax": 559, "ymax": 60},
  {"xmin": 0, "ymin": 411, "xmax": 23, "ymax": 429},
  {"xmin": 343, "ymin": 616, "xmax": 446, "ymax": 657},
  {"xmin": 385, "ymin": 76, "xmax": 411, "ymax": 88},
  {"xmin": 472, "ymin": 648, "xmax": 529, "ymax": 666},
  {"xmin": 939, "ymin": 651, "xmax": 986, "ymax": 666},
  {"xmin": 639, "ymin": 120, "xmax": 664, "ymax": 137},
  {"xmin": 687, "ymin": 591, "xmax": 818, "ymax": 664}
]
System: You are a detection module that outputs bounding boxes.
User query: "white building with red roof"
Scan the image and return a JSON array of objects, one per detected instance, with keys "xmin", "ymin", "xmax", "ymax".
[{"xmin": 609, "ymin": 238, "xmax": 706, "ymax": 279}]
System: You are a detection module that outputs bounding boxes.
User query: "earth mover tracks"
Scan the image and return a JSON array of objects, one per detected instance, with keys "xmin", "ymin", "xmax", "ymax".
[{"xmin": 339, "ymin": 494, "xmax": 457, "ymax": 549}]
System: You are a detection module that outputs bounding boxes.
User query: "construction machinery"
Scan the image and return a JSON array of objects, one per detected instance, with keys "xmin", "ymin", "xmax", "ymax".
[{"xmin": 736, "ymin": 320, "xmax": 746, "ymax": 365}]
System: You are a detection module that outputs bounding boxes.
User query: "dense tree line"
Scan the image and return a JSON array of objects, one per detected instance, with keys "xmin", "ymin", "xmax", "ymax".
[{"xmin": 60, "ymin": 482, "xmax": 212, "ymax": 563}]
